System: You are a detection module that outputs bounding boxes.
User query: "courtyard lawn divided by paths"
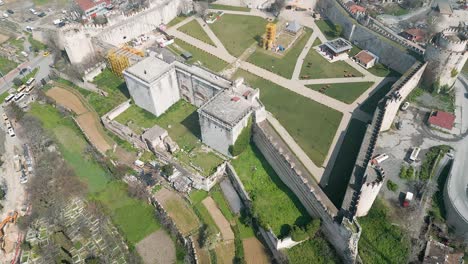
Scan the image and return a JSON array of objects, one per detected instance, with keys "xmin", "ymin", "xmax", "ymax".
[
  {"xmin": 172, "ymin": 39, "xmax": 228, "ymax": 72},
  {"xmin": 209, "ymin": 4, "xmax": 251, "ymax": 12},
  {"xmin": 234, "ymin": 69, "xmax": 343, "ymax": 166},
  {"xmin": 247, "ymin": 28, "xmax": 313, "ymax": 79},
  {"xmin": 306, "ymin": 82, "xmax": 374, "ymax": 104},
  {"xmin": 0, "ymin": 56, "xmax": 18, "ymax": 75},
  {"xmin": 115, "ymin": 101, "xmax": 223, "ymax": 176},
  {"xmin": 232, "ymin": 144, "xmax": 311, "ymax": 236},
  {"xmin": 209, "ymin": 14, "xmax": 268, "ymax": 57},
  {"xmin": 300, "ymin": 39, "xmax": 363, "ymax": 79},
  {"xmin": 178, "ymin": 20, "xmax": 216, "ymax": 46}
]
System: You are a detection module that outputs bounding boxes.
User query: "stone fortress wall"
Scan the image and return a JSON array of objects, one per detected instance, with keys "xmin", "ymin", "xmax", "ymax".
[{"xmin": 423, "ymin": 25, "xmax": 468, "ymax": 88}]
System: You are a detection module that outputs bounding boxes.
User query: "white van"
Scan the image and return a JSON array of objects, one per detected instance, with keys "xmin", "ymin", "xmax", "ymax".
[
  {"xmin": 8, "ymin": 127, "xmax": 15, "ymax": 137},
  {"xmin": 373, "ymin": 153, "xmax": 389, "ymax": 164},
  {"xmin": 21, "ymin": 51, "xmax": 28, "ymax": 57}
]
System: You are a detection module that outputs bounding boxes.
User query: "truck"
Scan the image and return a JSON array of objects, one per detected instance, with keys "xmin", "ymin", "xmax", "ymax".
[
  {"xmin": 371, "ymin": 153, "xmax": 389, "ymax": 165},
  {"xmin": 402, "ymin": 192, "xmax": 413, "ymax": 207}
]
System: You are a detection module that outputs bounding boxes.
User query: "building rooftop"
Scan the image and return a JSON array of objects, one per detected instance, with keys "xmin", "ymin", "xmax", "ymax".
[
  {"xmin": 199, "ymin": 90, "xmax": 253, "ymax": 127},
  {"xmin": 354, "ymin": 50, "xmax": 376, "ymax": 64},
  {"xmin": 437, "ymin": 2, "xmax": 453, "ymax": 14},
  {"xmin": 324, "ymin": 38, "xmax": 353, "ymax": 54},
  {"xmin": 286, "ymin": 21, "xmax": 302, "ymax": 33},
  {"xmin": 428, "ymin": 111, "xmax": 455, "ymax": 130},
  {"xmin": 142, "ymin": 124, "xmax": 168, "ymax": 141},
  {"xmin": 403, "ymin": 28, "xmax": 426, "ymax": 42},
  {"xmin": 124, "ymin": 56, "xmax": 171, "ymax": 84},
  {"xmin": 75, "ymin": 0, "xmax": 110, "ymax": 11},
  {"xmin": 423, "ymin": 239, "xmax": 464, "ymax": 264},
  {"xmin": 345, "ymin": 1, "xmax": 366, "ymax": 14}
]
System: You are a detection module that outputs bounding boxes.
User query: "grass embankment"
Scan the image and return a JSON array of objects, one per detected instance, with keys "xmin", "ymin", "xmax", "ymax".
[
  {"xmin": 116, "ymin": 100, "xmax": 223, "ymax": 176},
  {"xmin": 315, "ymin": 20, "xmax": 339, "ymax": 40},
  {"xmin": 232, "ymin": 144, "xmax": 311, "ymax": 236},
  {"xmin": 247, "ymin": 28, "xmax": 312, "ymax": 79},
  {"xmin": 233, "ymin": 69, "xmax": 342, "ymax": 166},
  {"xmin": 178, "ymin": 19, "xmax": 216, "ymax": 46},
  {"xmin": 300, "ymin": 39, "xmax": 363, "ymax": 79},
  {"xmin": 306, "ymin": 82, "xmax": 374, "ymax": 104},
  {"xmin": 210, "ymin": 14, "xmax": 268, "ymax": 57},
  {"xmin": 286, "ymin": 236, "xmax": 340, "ymax": 264},
  {"xmin": 0, "ymin": 56, "xmax": 18, "ymax": 74},
  {"xmin": 209, "ymin": 4, "xmax": 251, "ymax": 12},
  {"xmin": 0, "ymin": 92, "xmax": 8, "ymax": 103},
  {"xmin": 29, "ymin": 103, "xmax": 160, "ymax": 246},
  {"xmin": 28, "ymin": 34, "xmax": 47, "ymax": 52},
  {"xmin": 167, "ymin": 15, "xmax": 189, "ymax": 28},
  {"xmin": 170, "ymin": 39, "xmax": 228, "ymax": 72},
  {"xmin": 359, "ymin": 199, "xmax": 410, "ymax": 264}
]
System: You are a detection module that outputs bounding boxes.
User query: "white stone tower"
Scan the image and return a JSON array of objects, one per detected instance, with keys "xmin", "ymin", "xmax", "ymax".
[{"xmin": 423, "ymin": 23, "xmax": 468, "ymax": 89}]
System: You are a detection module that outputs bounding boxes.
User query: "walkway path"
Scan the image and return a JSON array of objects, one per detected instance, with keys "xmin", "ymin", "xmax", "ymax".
[{"xmin": 292, "ymin": 32, "xmax": 318, "ymax": 80}]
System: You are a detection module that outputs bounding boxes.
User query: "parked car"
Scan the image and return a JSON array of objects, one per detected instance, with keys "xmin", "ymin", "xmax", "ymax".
[
  {"xmin": 37, "ymin": 12, "xmax": 46, "ymax": 17},
  {"xmin": 7, "ymin": 9, "xmax": 14, "ymax": 14},
  {"xmin": 8, "ymin": 127, "xmax": 15, "ymax": 137},
  {"xmin": 19, "ymin": 68, "xmax": 28, "ymax": 75},
  {"xmin": 400, "ymin": 101, "xmax": 410, "ymax": 111},
  {"xmin": 25, "ymin": 26, "xmax": 34, "ymax": 31}
]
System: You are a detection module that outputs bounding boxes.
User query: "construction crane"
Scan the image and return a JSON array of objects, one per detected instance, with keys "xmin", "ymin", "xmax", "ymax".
[
  {"xmin": 0, "ymin": 211, "xmax": 18, "ymax": 249},
  {"xmin": 107, "ymin": 46, "xmax": 145, "ymax": 77}
]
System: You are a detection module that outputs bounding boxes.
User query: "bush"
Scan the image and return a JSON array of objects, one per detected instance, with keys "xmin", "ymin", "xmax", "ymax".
[
  {"xmin": 161, "ymin": 164, "xmax": 174, "ymax": 176},
  {"xmin": 399, "ymin": 165, "xmax": 414, "ymax": 180},
  {"xmin": 13, "ymin": 77, "xmax": 23, "ymax": 87},
  {"xmin": 0, "ymin": 188, "xmax": 5, "ymax": 200},
  {"xmin": 386, "ymin": 180, "xmax": 398, "ymax": 192},
  {"xmin": 290, "ymin": 225, "xmax": 308, "ymax": 242},
  {"xmin": 229, "ymin": 117, "xmax": 252, "ymax": 156},
  {"xmin": 306, "ymin": 219, "xmax": 321, "ymax": 238}
]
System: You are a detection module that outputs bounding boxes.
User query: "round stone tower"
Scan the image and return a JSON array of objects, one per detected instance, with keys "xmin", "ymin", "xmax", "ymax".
[{"xmin": 423, "ymin": 23, "xmax": 468, "ymax": 89}]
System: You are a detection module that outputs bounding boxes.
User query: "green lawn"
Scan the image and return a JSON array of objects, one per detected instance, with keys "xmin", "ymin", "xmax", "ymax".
[
  {"xmin": 306, "ymin": 82, "xmax": 374, "ymax": 104},
  {"xmin": 0, "ymin": 92, "xmax": 9, "ymax": 104},
  {"xmin": 462, "ymin": 62, "xmax": 468, "ymax": 75},
  {"xmin": 29, "ymin": 104, "xmax": 110, "ymax": 193},
  {"xmin": 315, "ymin": 20, "xmax": 338, "ymax": 40},
  {"xmin": 93, "ymin": 182, "xmax": 160, "ymax": 245},
  {"xmin": 359, "ymin": 81, "xmax": 394, "ymax": 115},
  {"xmin": 74, "ymin": 69, "xmax": 129, "ymax": 116},
  {"xmin": 382, "ymin": 4, "xmax": 410, "ymax": 16},
  {"xmin": 232, "ymin": 144, "xmax": 311, "ymax": 237},
  {"xmin": 359, "ymin": 199, "xmax": 410, "ymax": 264},
  {"xmin": 286, "ymin": 235, "xmax": 340, "ymax": 264},
  {"xmin": 367, "ymin": 63, "xmax": 401, "ymax": 77},
  {"xmin": 210, "ymin": 186, "xmax": 235, "ymax": 221},
  {"xmin": 28, "ymin": 34, "xmax": 47, "ymax": 52},
  {"xmin": 300, "ymin": 39, "xmax": 363, "ymax": 79},
  {"xmin": 167, "ymin": 15, "xmax": 189, "ymax": 28},
  {"xmin": 209, "ymin": 4, "xmax": 251, "ymax": 12},
  {"xmin": 178, "ymin": 19, "xmax": 216, "ymax": 46},
  {"xmin": 116, "ymin": 101, "xmax": 223, "ymax": 176},
  {"xmin": 233, "ymin": 70, "xmax": 342, "ymax": 166},
  {"xmin": 172, "ymin": 39, "xmax": 228, "ymax": 72},
  {"xmin": 209, "ymin": 14, "xmax": 268, "ymax": 57},
  {"xmin": 247, "ymin": 28, "xmax": 312, "ymax": 79},
  {"xmin": 0, "ymin": 56, "xmax": 18, "ymax": 74}
]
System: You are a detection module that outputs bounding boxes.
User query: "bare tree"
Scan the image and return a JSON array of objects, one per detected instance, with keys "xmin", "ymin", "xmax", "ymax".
[{"xmin": 268, "ymin": 0, "xmax": 285, "ymax": 15}]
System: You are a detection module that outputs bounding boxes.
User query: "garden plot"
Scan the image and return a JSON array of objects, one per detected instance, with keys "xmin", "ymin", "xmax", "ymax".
[{"xmin": 136, "ymin": 230, "xmax": 176, "ymax": 264}]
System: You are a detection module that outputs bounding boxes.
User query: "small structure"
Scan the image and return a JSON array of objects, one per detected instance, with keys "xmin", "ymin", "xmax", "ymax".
[
  {"xmin": 428, "ymin": 111, "xmax": 455, "ymax": 132},
  {"xmin": 423, "ymin": 238, "xmax": 464, "ymax": 264},
  {"xmin": 285, "ymin": 21, "xmax": 302, "ymax": 35},
  {"xmin": 353, "ymin": 50, "xmax": 379, "ymax": 69},
  {"xmin": 345, "ymin": 1, "xmax": 366, "ymax": 18},
  {"xmin": 181, "ymin": 52, "xmax": 192, "ymax": 60},
  {"xmin": 400, "ymin": 28, "xmax": 426, "ymax": 43},
  {"xmin": 75, "ymin": 0, "xmax": 111, "ymax": 18},
  {"xmin": 317, "ymin": 38, "xmax": 353, "ymax": 62},
  {"xmin": 142, "ymin": 125, "xmax": 169, "ymax": 150},
  {"xmin": 436, "ymin": 2, "xmax": 453, "ymax": 16}
]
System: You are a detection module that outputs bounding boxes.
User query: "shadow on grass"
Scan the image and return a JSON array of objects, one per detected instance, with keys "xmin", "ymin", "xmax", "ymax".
[
  {"xmin": 250, "ymin": 143, "xmax": 311, "ymax": 237},
  {"xmin": 359, "ymin": 81, "xmax": 394, "ymax": 115},
  {"xmin": 117, "ymin": 82, "xmax": 130, "ymax": 99},
  {"xmin": 181, "ymin": 110, "xmax": 201, "ymax": 139}
]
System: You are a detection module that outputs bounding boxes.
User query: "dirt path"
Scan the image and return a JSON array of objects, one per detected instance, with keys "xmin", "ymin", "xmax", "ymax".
[
  {"xmin": 202, "ymin": 197, "xmax": 234, "ymax": 241},
  {"xmin": 136, "ymin": 230, "xmax": 176, "ymax": 264},
  {"xmin": 242, "ymin": 237, "xmax": 270, "ymax": 264},
  {"xmin": 46, "ymin": 87, "xmax": 111, "ymax": 154}
]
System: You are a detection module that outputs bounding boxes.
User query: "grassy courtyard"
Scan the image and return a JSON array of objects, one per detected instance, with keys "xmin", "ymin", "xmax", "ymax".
[
  {"xmin": 0, "ymin": 56, "xmax": 18, "ymax": 75},
  {"xmin": 306, "ymin": 82, "xmax": 374, "ymax": 104},
  {"xmin": 233, "ymin": 69, "xmax": 342, "ymax": 166},
  {"xmin": 300, "ymin": 39, "xmax": 363, "ymax": 79},
  {"xmin": 209, "ymin": 14, "xmax": 268, "ymax": 57},
  {"xmin": 178, "ymin": 19, "xmax": 216, "ymax": 46},
  {"xmin": 232, "ymin": 144, "xmax": 311, "ymax": 236},
  {"xmin": 115, "ymin": 101, "xmax": 223, "ymax": 176},
  {"xmin": 315, "ymin": 20, "xmax": 339, "ymax": 40},
  {"xmin": 247, "ymin": 28, "xmax": 313, "ymax": 79},
  {"xmin": 171, "ymin": 39, "xmax": 229, "ymax": 72}
]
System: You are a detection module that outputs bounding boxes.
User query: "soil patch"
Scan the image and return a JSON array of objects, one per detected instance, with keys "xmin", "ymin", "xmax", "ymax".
[
  {"xmin": 193, "ymin": 234, "xmax": 211, "ymax": 264},
  {"xmin": 215, "ymin": 241, "xmax": 235, "ymax": 264},
  {"xmin": 242, "ymin": 237, "xmax": 270, "ymax": 264},
  {"xmin": 0, "ymin": 33, "xmax": 10, "ymax": 44},
  {"xmin": 202, "ymin": 197, "xmax": 234, "ymax": 241},
  {"xmin": 46, "ymin": 87, "xmax": 88, "ymax": 115},
  {"xmin": 75, "ymin": 113, "xmax": 111, "ymax": 153},
  {"xmin": 136, "ymin": 230, "xmax": 175, "ymax": 264}
]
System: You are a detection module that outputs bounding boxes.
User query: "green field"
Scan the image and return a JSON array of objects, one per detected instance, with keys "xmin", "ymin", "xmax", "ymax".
[
  {"xmin": 247, "ymin": 28, "xmax": 312, "ymax": 79},
  {"xmin": 171, "ymin": 39, "xmax": 228, "ymax": 72},
  {"xmin": 359, "ymin": 81, "xmax": 394, "ymax": 115},
  {"xmin": 178, "ymin": 20, "xmax": 216, "ymax": 46},
  {"xmin": 0, "ymin": 92, "xmax": 9, "ymax": 104},
  {"xmin": 300, "ymin": 39, "xmax": 363, "ymax": 79},
  {"xmin": 210, "ymin": 186, "xmax": 235, "ymax": 221},
  {"xmin": 29, "ymin": 104, "xmax": 110, "ymax": 193},
  {"xmin": 0, "ymin": 56, "xmax": 18, "ymax": 75},
  {"xmin": 306, "ymin": 82, "xmax": 374, "ymax": 104},
  {"xmin": 209, "ymin": 4, "xmax": 251, "ymax": 12},
  {"xmin": 286, "ymin": 235, "xmax": 340, "ymax": 264},
  {"xmin": 233, "ymin": 69, "xmax": 342, "ymax": 166},
  {"xmin": 70, "ymin": 70, "xmax": 129, "ymax": 116},
  {"xmin": 28, "ymin": 34, "xmax": 47, "ymax": 52},
  {"xmin": 116, "ymin": 101, "xmax": 223, "ymax": 176},
  {"xmin": 210, "ymin": 14, "xmax": 268, "ymax": 57},
  {"xmin": 367, "ymin": 63, "xmax": 401, "ymax": 77},
  {"xmin": 359, "ymin": 199, "xmax": 410, "ymax": 264},
  {"xmin": 167, "ymin": 15, "xmax": 189, "ymax": 28},
  {"xmin": 93, "ymin": 182, "xmax": 160, "ymax": 244},
  {"xmin": 232, "ymin": 144, "xmax": 310, "ymax": 236},
  {"xmin": 382, "ymin": 4, "xmax": 410, "ymax": 16},
  {"xmin": 315, "ymin": 20, "xmax": 338, "ymax": 40}
]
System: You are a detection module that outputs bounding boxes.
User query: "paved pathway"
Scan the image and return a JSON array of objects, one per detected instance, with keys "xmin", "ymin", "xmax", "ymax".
[{"xmin": 292, "ymin": 32, "xmax": 318, "ymax": 80}]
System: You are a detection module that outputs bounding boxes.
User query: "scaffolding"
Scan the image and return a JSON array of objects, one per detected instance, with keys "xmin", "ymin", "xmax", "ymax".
[
  {"xmin": 107, "ymin": 46, "xmax": 145, "ymax": 77},
  {"xmin": 262, "ymin": 22, "xmax": 276, "ymax": 50}
]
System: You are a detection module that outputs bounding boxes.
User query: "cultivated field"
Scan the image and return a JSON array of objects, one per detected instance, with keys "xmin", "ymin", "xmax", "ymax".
[
  {"xmin": 136, "ymin": 230, "xmax": 176, "ymax": 264},
  {"xmin": 202, "ymin": 197, "xmax": 234, "ymax": 241},
  {"xmin": 242, "ymin": 237, "xmax": 270, "ymax": 264},
  {"xmin": 154, "ymin": 188, "xmax": 200, "ymax": 235},
  {"xmin": 215, "ymin": 241, "xmax": 236, "ymax": 264}
]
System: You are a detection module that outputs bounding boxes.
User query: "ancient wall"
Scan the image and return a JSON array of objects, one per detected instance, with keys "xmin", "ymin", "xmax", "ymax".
[
  {"xmin": 61, "ymin": 25, "xmax": 96, "ymax": 65},
  {"xmin": 83, "ymin": 62, "xmax": 107, "ymax": 82},
  {"xmin": 252, "ymin": 121, "xmax": 360, "ymax": 263},
  {"xmin": 317, "ymin": 0, "xmax": 417, "ymax": 74}
]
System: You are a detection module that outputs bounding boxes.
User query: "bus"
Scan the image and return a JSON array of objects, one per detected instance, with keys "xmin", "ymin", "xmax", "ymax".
[
  {"xmin": 26, "ymin": 77, "xmax": 35, "ymax": 86},
  {"xmin": 17, "ymin": 84, "xmax": 27, "ymax": 93},
  {"xmin": 5, "ymin": 94, "xmax": 14, "ymax": 103},
  {"xmin": 409, "ymin": 147, "xmax": 421, "ymax": 162},
  {"xmin": 26, "ymin": 83, "xmax": 35, "ymax": 93},
  {"xmin": 373, "ymin": 153, "xmax": 389, "ymax": 164}
]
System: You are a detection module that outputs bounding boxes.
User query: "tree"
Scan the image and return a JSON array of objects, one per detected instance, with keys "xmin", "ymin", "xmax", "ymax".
[
  {"xmin": 269, "ymin": 0, "xmax": 285, "ymax": 15},
  {"xmin": 333, "ymin": 24, "xmax": 342, "ymax": 37},
  {"xmin": 161, "ymin": 164, "xmax": 174, "ymax": 176},
  {"xmin": 5, "ymin": 103, "xmax": 25, "ymax": 121},
  {"xmin": 306, "ymin": 219, "xmax": 321, "ymax": 238},
  {"xmin": 386, "ymin": 180, "xmax": 398, "ymax": 192},
  {"xmin": 13, "ymin": 77, "xmax": 23, "ymax": 87},
  {"xmin": 290, "ymin": 225, "xmax": 308, "ymax": 242},
  {"xmin": 399, "ymin": 166, "xmax": 408, "ymax": 179}
]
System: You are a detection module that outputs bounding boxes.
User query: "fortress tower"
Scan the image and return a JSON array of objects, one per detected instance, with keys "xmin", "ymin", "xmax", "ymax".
[
  {"xmin": 60, "ymin": 25, "xmax": 96, "ymax": 65},
  {"xmin": 423, "ymin": 23, "xmax": 468, "ymax": 89}
]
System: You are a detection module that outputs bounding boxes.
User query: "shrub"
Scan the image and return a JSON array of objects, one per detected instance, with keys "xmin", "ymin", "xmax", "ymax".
[
  {"xmin": 290, "ymin": 225, "xmax": 308, "ymax": 242},
  {"xmin": 0, "ymin": 188, "xmax": 5, "ymax": 200},
  {"xmin": 399, "ymin": 166, "xmax": 407, "ymax": 179},
  {"xmin": 306, "ymin": 219, "xmax": 321, "ymax": 238},
  {"xmin": 386, "ymin": 180, "xmax": 398, "ymax": 192},
  {"xmin": 13, "ymin": 77, "xmax": 23, "ymax": 87},
  {"xmin": 229, "ymin": 117, "xmax": 252, "ymax": 156},
  {"xmin": 451, "ymin": 68, "xmax": 459, "ymax": 78},
  {"xmin": 161, "ymin": 164, "xmax": 174, "ymax": 176}
]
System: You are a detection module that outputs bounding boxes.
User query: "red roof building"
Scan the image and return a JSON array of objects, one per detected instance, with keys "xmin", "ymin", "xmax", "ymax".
[
  {"xmin": 428, "ymin": 111, "xmax": 455, "ymax": 131},
  {"xmin": 400, "ymin": 28, "xmax": 426, "ymax": 43},
  {"xmin": 345, "ymin": 1, "xmax": 366, "ymax": 15},
  {"xmin": 76, "ymin": 0, "xmax": 111, "ymax": 17}
]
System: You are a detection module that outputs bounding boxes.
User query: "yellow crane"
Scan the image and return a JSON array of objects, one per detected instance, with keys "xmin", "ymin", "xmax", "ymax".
[
  {"xmin": 263, "ymin": 22, "xmax": 276, "ymax": 50},
  {"xmin": 107, "ymin": 46, "xmax": 145, "ymax": 77}
]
